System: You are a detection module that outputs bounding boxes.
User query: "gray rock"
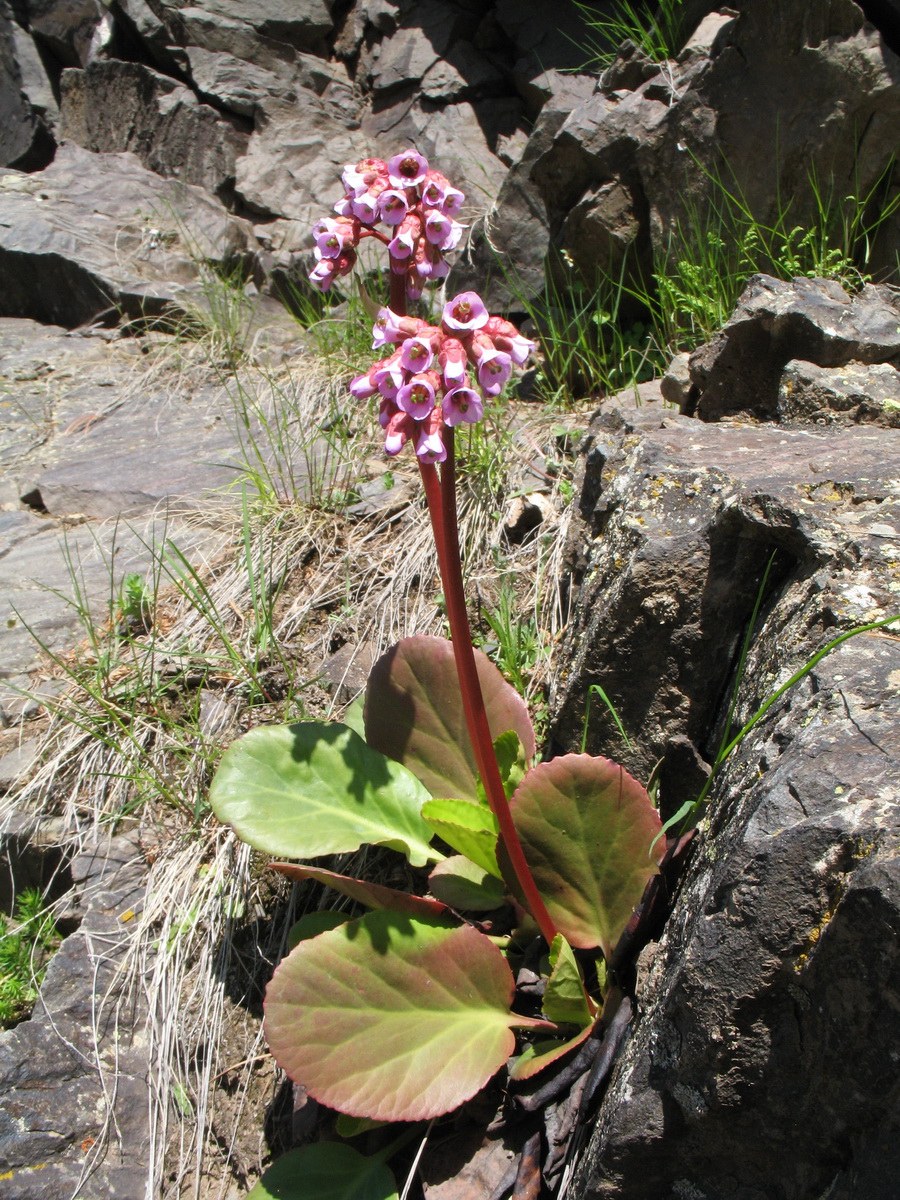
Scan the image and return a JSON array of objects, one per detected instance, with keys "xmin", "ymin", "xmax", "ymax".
[
  {"xmin": 234, "ymin": 93, "xmax": 367, "ymax": 223},
  {"xmin": 0, "ymin": 737, "xmax": 39, "ymax": 789},
  {"xmin": 778, "ymin": 358, "xmax": 900, "ymax": 428},
  {"xmin": 552, "ymin": 401, "xmax": 900, "ymax": 1196},
  {"xmin": 459, "ymin": 0, "xmax": 900, "ymax": 312},
  {"xmin": 0, "ymin": 509, "xmax": 228, "ymax": 678},
  {"xmin": 322, "ymin": 640, "xmax": 375, "ymax": 705},
  {"xmin": 32, "ymin": 384, "xmax": 245, "ymax": 518},
  {"xmin": 448, "ymin": 70, "xmax": 599, "ymax": 310},
  {"xmin": 688, "ymin": 275, "xmax": 900, "ymax": 421},
  {"xmin": 659, "ymin": 350, "xmax": 692, "ymax": 407},
  {"xmin": 19, "ymin": 0, "xmax": 105, "ymax": 67},
  {"xmin": 0, "ymin": 830, "xmax": 150, "ymax": 1198},
  {"xmin": 156, "ymin": 0, "xmax": 334, "ymax": 66},
  {"xmin": 59, "ymin": 59, "xmax": 248, "ymax": 197},
  {"xmin": 183, "ymin": 44, "xmax": 349, "ymax": 117},
  {"xmin": 0, "ymin": 143, "xmax": 257, "ymax": 328},
  {"xmin": 0, "ymin": 5, "xmax": 53, "ymax": 169}
]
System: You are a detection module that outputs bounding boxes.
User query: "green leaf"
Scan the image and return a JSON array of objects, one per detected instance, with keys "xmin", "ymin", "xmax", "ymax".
[
  {"xmin": 509, "ymin": 1023, "xmax": 594, "ymax": 1082},
  {"xmin": 245, "ymin": 1144, "xmax": 397, "ymax": 1200},
  {"xmin": 421, "ymin": 798, "xmax": 501, "ymax": 878},
  {"xmin": 288, "ymin": 911, "xmax": 347, "ymax": 948},
  {"xmin": 334, "ymin": 1115, "xmax": 387, "ymax": 1139},
  {"xmin": 272, "ymin": 862, "xmax": 449, "ymax": 920},
  {"xmin": 428, "ymin": 856, "xmax": 507, "ymax": 910},
  {"xmin": 209, "ymin": 722, "xmax": 435, "ymax": 866},
  {"xmin": 364, "ymin": 636, "xmax": 535, "ymax": 803},
  {"xmin": 511, "ymin": 754, "xmax": 664, "ymax": 958},
  {"xmin": 477, "ymin": 730, "xmax": 528, "ymax": 805},
  {"xmin": 543, "ymin": 934, "xmax": 593, "ymax": 1028},
  {"xmin": 264, "ymin": 911, "xmax": 550, "ymax": 1122}
]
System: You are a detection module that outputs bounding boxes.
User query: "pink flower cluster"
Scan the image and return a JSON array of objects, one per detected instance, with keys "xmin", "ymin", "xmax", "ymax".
[
  {"xmin": 351, "ymin": 291, "xmax": 535, "ymax": 464},
  {"xmin": 309, "ymin": 148, "xmax": 466, "ymax": 299}
]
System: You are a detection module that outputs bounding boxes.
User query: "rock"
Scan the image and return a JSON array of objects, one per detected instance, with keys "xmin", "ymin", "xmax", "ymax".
[
  {"xmin": 32, "ymin": 383, "xmax": 245, "ymax": 518},
  {"xmin": 688, "ymin": 275, "xmax": 900, "ymax": 421},
  {"xmin": 659, "ymin": 350, "xmax": 692, "ymax": 407},
  {"xmin": 0, "ymin": 4, "xmax": 54, "ymax": 169},
  {"xmin": 0, "ymin": 143, "xmax": 257, "ymax": 328},
  {"xmin": 59, "ymin": 59, "xmax": 248, "ymax": 198},
  {"xmin": 778, "ymin": 359, "xmax": 900, "ymax": 428},
  {"xmin": 0, "ymin": 830, "xmax": 150, "ymax": 1198},
  {"xmin": 19, "ymin": 0, "xmax": 106, "ymax": 67},
  {"xmin": 459, "ymin": 0, "xmax": 900, "ymax": 310},
  {"xmin": 183, "ymin": 44, "xmax": 349, "ymax": 117},
  {"xmin": 322, "ymin": 641, "xmax": 375, "ymax": 705},
  {"xmin": 0, "ymin": 737, "xmax": 39, "ymax": 789},
  {"xmin": 0, "ymin": 509, "xmax": 228, "ymax": 679},
  {"xmin": 233, "ymin": 93, "xmax": 367, "ymax": 223},
  {"xmin": 155, "ymin": 0, "xmax": 335, "ymax": 66},
  {"xmin": 551, "ymin": 401, "xmax": 900, "ymax": 1195},
  {"xmin": 448, "ymin": 70, "xmax": 599, "ymax": 310}
]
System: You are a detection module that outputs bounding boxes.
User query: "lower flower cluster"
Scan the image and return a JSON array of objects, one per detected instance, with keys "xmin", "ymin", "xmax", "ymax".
[{"xmin": 350, "ymin": 291, "xmax": 535, "ymax": 463}]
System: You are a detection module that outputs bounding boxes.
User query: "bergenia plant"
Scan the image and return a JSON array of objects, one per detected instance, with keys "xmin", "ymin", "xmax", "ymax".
[{"xmin": 210, "ymin": 151, "xmax": 667, "ymax": 1199}]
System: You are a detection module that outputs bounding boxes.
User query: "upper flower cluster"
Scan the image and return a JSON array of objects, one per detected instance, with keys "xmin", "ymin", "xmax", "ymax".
[
  {"xmin": 351, "ymin": 291, "xmax": 535, "ymax": 464},
  {"xmin": 309, "ymin": 149, "xmax": 466, "ymax": 300}
]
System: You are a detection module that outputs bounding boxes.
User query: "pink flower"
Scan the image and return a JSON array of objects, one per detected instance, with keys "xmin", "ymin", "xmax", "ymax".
[
  {"xmin": 309, "ymin": 258, "xmax": 338, "ymax": 291},
  {"xmin": 405, "ymin": 269, "xmax": 425, "ymax": 300},
  {"xmin": 343, "ymin": 158, "xmax": 387, "ymax": 195},
  {"xmin": 421, "ymin": 170, "xmax": 448, "ymax": 208},
  {"xmin": 442, "ymin": 291, "xmax": 489, "ymax": 333},
  {"xmin": 476, "ymin": 349, "xmax": 512, "ymax": 396},
  {"xmin": 484, "ymin": 316, "xmax": 535, "ymax": 364},
  {"xmin": 384, "ymin": 408, "xmax": 416, "ymax": 456},
  {"xmin": 397, "ymin": 372, "xmax": 439, "ymax": 419},
  {"xmin": 372, "ymin": 351, "xmax": 405, "ymax": 399},
  {"xmin": 442, "ymin": 386, "xmax": 483, "ymax": 426},
  {"xmin": 388, "ymin": 148, "xmax": 429, "ymax": 189},
  {"xmin": 440, "ymin": 186, "xmax": 465, "ymax": 218},
  {"xmin": 400, "ymin": 337, "xmax": 434, "ymax": 372},
  {"xmin": 415, "ymin": 406, "xmax": 447, "ymax": 463},
  {"xmin": 313, "ymin": 217, "xmax": 358, "ymax": 259},
  {"xmin": 379, "ymin": 189, "xmax": 409, "ymax": 226},
  {"xmin": 351, "ymin": 190, "xmax": 381, "ymax": 224},
  {"xmin": 438, "ymin": 337, "xmax": 468, "ymax": 387},
  {"xmin": 372, "ymin": 308, "xmax": 419, "ymax": 348}
]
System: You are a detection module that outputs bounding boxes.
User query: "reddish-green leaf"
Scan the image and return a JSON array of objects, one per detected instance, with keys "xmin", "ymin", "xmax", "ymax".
[
  {"xmin": 265, "ymin": 911, "xmax": 549, "ymax": 1122},
  {"xmin": 364, "ymin": 636, "xmax": 535, "ymax": 803},
  {"xmin": 271, "ymin": 862, "xmax": 449, "ymax": 920},
  {"xmin": 428, "ymin": 856, "xmax": 507, "ymax": 910},
  {"xmin": 288, "ymin": 910, "xmax": 347, "ymax": 948},
  {"xmin": 245, "ymin": 1144, "xmax": 397, "ymax": 1200},
  {"xmin": 421, "ymin": 798, "xmax": 501, "ymax": 878},
  {"xmin": 543, "ymin": 934, "xmax": 593, "ymax": 1027},
  {"xmin": 509, "ymin": 1024, "xmax": 594, "ymax": 1082},
  {"xmin": 209, "ymin": 721, "xmax": 435, "ymax": 866},
  {"xmin": 511, "ymin": 754, "xmax": 663, "ymax": 957}
]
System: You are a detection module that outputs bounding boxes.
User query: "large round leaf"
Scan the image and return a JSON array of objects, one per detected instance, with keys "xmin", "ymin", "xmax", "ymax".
[
  {"xmin": 210, "ymin": 722, "xmax": 435, "ymax": 866},
  {"xmin": 246, "ymin": 1144, "xmax": 397, "ymax": 1200},
  {"xmin": 364, "ymin": 636, "xmax": 535, "ymax": 803},
  {"xmin": 265, "ymin": 910, "xmax": 548, "ymax": 1122},
  {"xmin": 511, "ymin": 754, "xmax": 663, "ymax": 957}
]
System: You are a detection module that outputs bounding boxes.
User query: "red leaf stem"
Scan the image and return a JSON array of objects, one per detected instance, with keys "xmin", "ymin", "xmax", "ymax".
[{"xmin": 418, "ymin": 429, "xmax": 558, "ymax": 946}]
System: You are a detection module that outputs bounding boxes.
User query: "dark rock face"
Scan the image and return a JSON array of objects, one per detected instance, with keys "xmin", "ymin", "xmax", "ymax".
[
  {"xmin": 0, "ymin": 143, "xmax": 255, "ymax": 327},
  {"xmin": 59, "ymin": 58, "xmax": 249, "ymax": 197},
  {"xmin": 0, "ymin": 831, "xmax": 150, "ymax": 1199},
  {"xmin": 456, "ymin": 0, "xmax": 900, "ymax": 309},
  {"xmin": 687, "ymin": 275, "xmax": 900, "ymax": 421},
  {"xmin": 553, "ymin": 401, "xmax": 900, "ymax": 1197}
]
